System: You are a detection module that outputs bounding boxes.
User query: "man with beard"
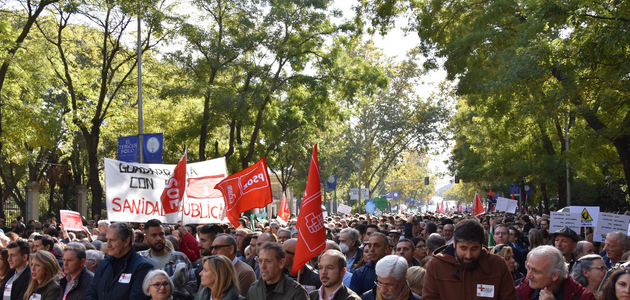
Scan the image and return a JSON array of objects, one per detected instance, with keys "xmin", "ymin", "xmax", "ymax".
[
  {"xmin": 361, "ymin": 255, "xmax": 418, "ymax": 300},
  {"xmin": 551, "ymin": 227, "xmax": 580, "ymax": 272},
  {"xmin": 311, "ymin": 249, "xmax": 361, "ymax": 300},
  {"xmin": 247, "ymin": 242, "xmax": 308, "ymax": 300},
  {"xmin": 139, "ymin": 219, "xmax": 197, "ymax": 300},
  {"xmin": 423, "ymin": 219, "xmax": 515, "ymax": 300}
]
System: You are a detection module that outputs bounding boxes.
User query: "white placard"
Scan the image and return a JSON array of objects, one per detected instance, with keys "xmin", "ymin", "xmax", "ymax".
[
  {"xmin": 495, "ymin": 197, "xmax": 518, "ymax": 213},
  {"xmin": 360, "ymin": 188, "xmax": 369, "ymax": 200},
  {"xmin": 550, "ymin": 212, "xmax": 581, "ymax": 234},
  {"xmin": 349, "ymin": 189, "xmax": 359, "ymax": 201},
  {"xmin": 322, "ymin": 211, "xmax": 328, "ymax": 218},
  {"xmin": 337, "ymin": 204, "xmax": 352, "ymax": 215},
  {"xmin": 104, "ymin": 158, "xmax": 229, "ymax": 224},
  {"xmin": 570, "ymin": 206, "xmax": 599, "ymax": 227},
  {"xmin": 593, "ymin": 212, "xmax": 630, "ymax": 242}
]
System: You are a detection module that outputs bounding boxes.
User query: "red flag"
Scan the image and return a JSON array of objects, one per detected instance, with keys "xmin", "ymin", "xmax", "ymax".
[
  {"xmin": 293, "ymin": 145, "xmax": 326, "ymax": 275},
  {"xmin": 511, "ymin": 189, "xmax": 515, "ymax": 200},
  {"xmin": 440, "ymin": 201, "xmax": 445, "ymax": 213},
  {"xmin": 472, "ymin": 192, "xmax": 485, "ymax": 219},
  {"xmin": 214, "ymin": 157, "xmax": 273, "ymax": 228},
  {"xmin": 160, "ymin": 149, "xmax": 187, "ymax": 223},
  {"xmin": 278, "ymin": 192, "xmax": 290, "ymax": 224}
]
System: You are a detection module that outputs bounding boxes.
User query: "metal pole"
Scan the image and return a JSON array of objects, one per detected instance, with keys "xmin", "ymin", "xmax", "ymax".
[
  {"xmin": 137, "ymin": 3, "xmax": 144, "ymax": 163},
  {"xmin": 566, "ymin": 114, "xmax": 571, "ymax": 206},
  {"xmin": 358, "ymin": 162, "xmax": 362, "ymax": 214}
]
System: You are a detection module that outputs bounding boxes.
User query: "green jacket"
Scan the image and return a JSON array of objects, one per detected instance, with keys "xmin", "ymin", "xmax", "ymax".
[
  {"xmin": 247, "ymin": 275, "xmax": 308, "ymax": 300},
  {"xmin": 27, "ymin": 275, "xmax": 62, "ymax": 300}
]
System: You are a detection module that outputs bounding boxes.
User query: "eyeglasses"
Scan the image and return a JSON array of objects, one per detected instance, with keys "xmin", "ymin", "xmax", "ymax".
[
  {"xmin": 495, "ymin": 231, "xmax": 508, "ymax": 236},
  {"xmin": 151, "ymin": 283, "xmax": 170, "ymax": 289},
  {"xmin": 209, "ymin": 245, "xmax": 231, "ymax": 251},
  {"xmin": 375, "ymin": 280, "xmax": 394, "ymax": 289},
  {"xmin": 590, "ymin": 265, "xmax": 607, "ymax": 271}
]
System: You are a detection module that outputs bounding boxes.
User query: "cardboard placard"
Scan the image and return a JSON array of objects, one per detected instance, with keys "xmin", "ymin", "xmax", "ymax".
[
  {"xmin": 60, "ymin": 210, "xmax": 84, "ymax": 231},
  {"xmin": 550, "ymin": 212, "xmax": 581, "ymax": 234},
  {"xmin": 495, "ymin": 197, "xmax": 518, "ymax": 213},
  {"xmin": 570, "ymin": 206, "xmax": 599, "ymax": 227},
  {"xmin": 337, "ymin": 204, "xmax": 352, "ymax": 215},
  {"xmin": 593, "ymin": 212, "xmax": 630, "ymax": 242}
]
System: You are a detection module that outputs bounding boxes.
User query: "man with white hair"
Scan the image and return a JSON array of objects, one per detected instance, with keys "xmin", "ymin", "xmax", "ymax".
[
  {"xmin": 339, "ymin": 228, "xmax": 362, "ymax": 272},
  {"xmin": 361, "ymin": 255, "xmax": 419, "ymax": 300},
  {"xmin": 516, "ymin": 245, "xmax": 596, "ymax": 300},
  {"xmin": 97, "ymin": 220, "xmax": 110, "ymax": 234},
  {"xmin": 423, "ymin": 219, "xmax": 515, "ymax": 300},
  {"xmin": 85, "ymin": 249, "xmax": 104, "ymax": 273}
]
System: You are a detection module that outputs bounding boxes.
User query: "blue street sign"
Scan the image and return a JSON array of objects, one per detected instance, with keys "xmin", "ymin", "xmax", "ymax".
[
  {"xmin": 118, "ymin": 136, "xmax": 139, "ymax": 162},
  {"xmin": 326, "ymin": 175, "xmax": 337, "ymax": 190},
  {"xmin": 510, "ymin": 184, "xmax": 520, "ymax": 195},
  {"xmin": 143, "ymin": 133, "xmax": 163, "ymax": 164},
  {"xmin": 524, "ymin": 184, "xmax": 532, "ymax": 196},
  {"xmin": 386, "ymin": 192, "xmax": 392, "ymax": 200},
  {"xmin": 393, "ymin": 192, "xmax": 399, "ymax": 200}
]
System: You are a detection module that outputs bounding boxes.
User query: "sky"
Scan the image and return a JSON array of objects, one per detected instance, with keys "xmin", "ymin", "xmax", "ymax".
[{"xmin": 331, "ymin": 1, "xmax": 453, "ymax": 190}]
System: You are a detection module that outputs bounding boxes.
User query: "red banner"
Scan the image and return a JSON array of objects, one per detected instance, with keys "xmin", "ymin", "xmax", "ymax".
[
  {"xmin": 60, "ymin": 210, "xmax": 83, "ymax": 231},
  {"xmin": 160, "ymin": 150, "xmax": 187, "ymax": 223},
  {"xmin": 214, "ymin": 157, "xmax": 273, "ymax": 227},
  {"xmin": 293, "ymin": 145, "xmax": 326, "ymax": 275}
]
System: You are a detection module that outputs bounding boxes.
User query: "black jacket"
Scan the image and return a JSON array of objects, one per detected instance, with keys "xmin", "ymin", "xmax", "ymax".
[
  {"xmin": 26, "ymin": 275, "xmax": 62, "ymax": 300},
  {"xmin": 0, "ymin": 266, "xmax": 31, "ymax": 300},
  {"xmin": 84, "ymin": 247, "xmax": 153, "ymax": 300},
  {"xmin": 59, "ymin": 267, "xmax": 94, "ymax": 300}
]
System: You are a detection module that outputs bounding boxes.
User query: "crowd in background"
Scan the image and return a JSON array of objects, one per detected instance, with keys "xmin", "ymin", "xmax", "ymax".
[{"xmin": 0, "ymin": 209, "xmax": 628, "ymax": 300}]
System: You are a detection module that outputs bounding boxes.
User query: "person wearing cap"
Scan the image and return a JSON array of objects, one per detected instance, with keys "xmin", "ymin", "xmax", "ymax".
[
  {"xmin": 388, "ymin": 230, "xmax": 401, "ymax": 246},
  {"xmin": 552, "ymin": 227, "xmax": 580, "ymax": 272}
]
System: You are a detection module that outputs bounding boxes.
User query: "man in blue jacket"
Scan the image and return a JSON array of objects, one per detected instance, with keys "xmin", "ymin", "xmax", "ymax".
[
  {"xmin": 84, "ymin": 222, "xmax": 153, "ymax": 300},
  {"xmin": 349, "ymin": 232, "xmax": 391, "ymax": 295}
]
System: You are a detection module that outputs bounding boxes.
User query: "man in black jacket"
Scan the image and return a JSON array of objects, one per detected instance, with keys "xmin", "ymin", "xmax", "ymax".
[
  {"xmin": 1, "ymin": 240, "xmax": 31, "ymax": 300},
  {"xmin": 60, "ymin": 244, "xmax": 94, "ymax": 300},
  {"xmin": 309, "ymin": 250, "xmax": 360, "ymax": 300}
]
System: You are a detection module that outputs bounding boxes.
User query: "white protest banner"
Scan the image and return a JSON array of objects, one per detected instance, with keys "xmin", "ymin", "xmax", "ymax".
[
  {"xmin": 104, "ymin": 157, "xmax": 229, "ymax": 224},
  {"xmin": 495, "ymin": 197, "xmax": 518, "ymax": 213},
  {"xmin": 594, "ymin": 212, "xmax": 630, "ymax": 242},
  {"xmin": 60, "ymin": 210, "xmax": 84, "ymax": 231},
  {"xmin": 570, "ymin": 206, "xmax": 599, "ymax": 227},
  {"xmin": 550, "ymin": 212, "xmax": 581, "ymax": 234},
  {"xmin": 337, "ymin": 204, "xmax": 352, "ymax": 215}
]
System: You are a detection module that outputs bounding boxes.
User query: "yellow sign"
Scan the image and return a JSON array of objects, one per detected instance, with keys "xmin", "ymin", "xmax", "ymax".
[{"xmin": 582, "ymin": 208, "xmax": 593, "ymax": 221}]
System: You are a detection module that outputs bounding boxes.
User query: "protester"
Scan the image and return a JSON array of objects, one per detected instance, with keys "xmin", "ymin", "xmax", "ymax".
[
  {"xmin": 310, "ymin": 249, "xmax": 360, "ymax": 300},
  {"xmin": 85, "ymin": 250, "xmax": 103, "ymax": 273},
  {"xmin": 143, "ymin": 270, "xmax": 174, "ymax": 300},
  {"xmin": 339, "ymin": 228, "xmax": 362, "ymax": 272},
  {"xmin": 0, "ymin": 247, "xmax": 8, "ymax": 281},
  {"xmin": 423, "ymin": 219, "xmax": 515, "ymax": 300},
  {"xmin": 194, "ymin": 255, "xmax": 244, "ymax": 300},
  {"xmin": 247, "ymin": 242, "xmax": 308, "ymax": 300},
  {"xmin": 283, "ymin": 238, "xmax": 321, "ymax": 292},
  {"xmin": 140, "ymin": 219, "xmax": 197, "ymax": 300},
  {"xmin": 516, "ymin": 245, "xmax": 595, "ymax": 300},
  {"xmin": 209, "ymin": 233, "xmax": 256, "ymax": 296},
  {"xmin": 24, "ymin": 250, "xmax": 62, "ymax": 300},
  {"xmin": 424, "ymin": 233, "xmax": 445, "ymax": 256},
  {"xmin": 490, "ymin": 244, "xmax": 523, "ymax": 282},
  {"xmin": 396, "ymin": 238, "xmax": 420, "ymax": 267},
  {"xmin": 576, "ymin": 241, "xmax": 596, "ymax": 259},
  {"xmin": 60, "ymin": 244, "xmax": 94, "ymax": 300},
  {"xmin": 413, "ymin": 238, "xmax": 427, "ymax": 262},
  {"xmin": 361, "ymin": 255, "xmax": 418, "ymax": 300},
  {"xmin": 85, "ymin": 222, "xmax": 153, "ymax": 300},
  {"xmin": 1, "ymin": 240, "xmax": 31, "ymax": 300},
  {"xmin": 406, "ymin": 266, "xmax": 425, "ymax": 299},
  {"xmin": 552, "ymin": 227, "xmax": 580, "ymax": 272},
  {"xmin": 494, "ymin": 224, "xmax": 527, "ymax": 275},
  {"xmin": 442, "ymin": 224, "xmax": 454, "ymax": 245},
  {"xmin": 570, "ymin": 254, "xmax": 607, "ymax": 296},
  {"xmin": 603, "ymin": 232, "xmax": 630, "ymax": 268},
  {"xmin": 598, "ymin": 268, "xmax": 630, "ymax": 300},
  {"xmin": 349, "ymin": 232, "xmax": 391, "ymax": 295}
]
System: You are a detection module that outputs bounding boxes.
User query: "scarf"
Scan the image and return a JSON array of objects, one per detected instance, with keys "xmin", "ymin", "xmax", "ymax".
[{"xmin": 376, "ymin": 282, "xmax": 410, "ymax": 300}]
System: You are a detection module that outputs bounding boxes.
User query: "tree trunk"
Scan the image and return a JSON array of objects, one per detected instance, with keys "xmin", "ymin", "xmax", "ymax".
[{"xmin": 86, "ymin": 132, "xmax": 103, "ymax": 219}]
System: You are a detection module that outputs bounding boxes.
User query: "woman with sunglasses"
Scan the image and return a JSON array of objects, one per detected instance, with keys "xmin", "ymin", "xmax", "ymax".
[
  {"xmin": 571, "ymin": 254, "xmax": 607, "ymax": 297},
  {"xmin": 143, "ymin": 270, "xmax": 174, "ymax": 300}
]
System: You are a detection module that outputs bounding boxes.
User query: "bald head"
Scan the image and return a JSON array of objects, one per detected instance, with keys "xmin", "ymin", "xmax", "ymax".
[
  {"xmin": 256, "ymin": 232, "xmax": 274, "ymax": 250},
  {"xmin": 283, "ymin": 238, "xmax": 298, "ymax": 275}
]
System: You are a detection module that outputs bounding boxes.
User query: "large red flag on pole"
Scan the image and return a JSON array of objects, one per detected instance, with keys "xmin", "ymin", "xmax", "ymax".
[
  {"xmin": 160, "ymin": 148, "xmax": 187, "ymax": 223},
  {"xmin": 292, "ymin": 145, "xmax": 326, "ymax": 275},
  {"xmin": 278, "ymin": 192, "xmax": 290, "ymax": 225},
  {"xmin": 472, "ymin": 192, "xmax": 485, "ymax": 219},
  {"xmin": 214, "ymin": 157, "xmax": 273, "ymax": 228}
]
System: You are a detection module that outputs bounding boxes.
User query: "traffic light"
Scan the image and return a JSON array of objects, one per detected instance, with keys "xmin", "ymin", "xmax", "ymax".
[{"xmin": 424, "ymin": 177, "xmax": 429, "ymax": 185}]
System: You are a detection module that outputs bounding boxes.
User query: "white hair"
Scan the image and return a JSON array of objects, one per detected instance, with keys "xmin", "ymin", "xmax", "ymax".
[
  {"xmin": 375, "ymin": 255, "xmax": 408, "ymax": 280},
  {"xmin": 142, "ymin": 270, "xmax": 174, "ymax": 296},
  {"xmin": 86, "ymin": 249, "xmax": 104, "ymax": 262},
  {"xmin": 98, "ymin": 220, "xmax": 111, "ymax": 227},
  {"xmin": 528, "ymin": 245, "xmax": 568, "ymax": 279}
]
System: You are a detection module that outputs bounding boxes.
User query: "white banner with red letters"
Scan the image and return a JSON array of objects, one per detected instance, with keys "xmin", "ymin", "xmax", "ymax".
[{"xmin": 104, "ymin": 157, "xmax": 229, "ymax": 223}]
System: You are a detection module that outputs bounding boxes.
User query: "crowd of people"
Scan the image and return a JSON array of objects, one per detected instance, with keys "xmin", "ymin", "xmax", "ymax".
[{"xmin": 0, "ymin": 209, "xmax": 629, "ymax": 300}]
